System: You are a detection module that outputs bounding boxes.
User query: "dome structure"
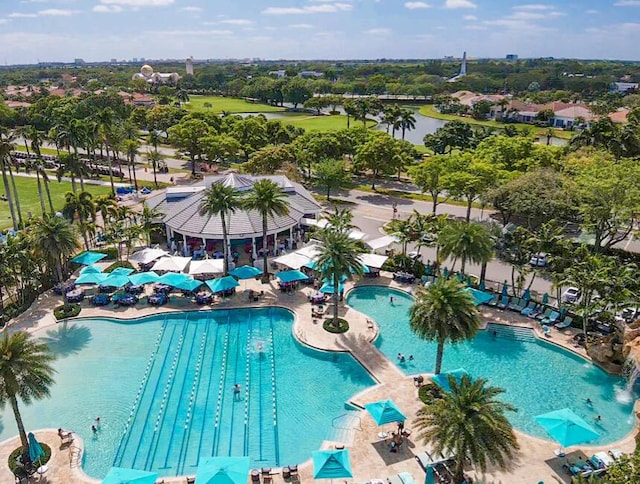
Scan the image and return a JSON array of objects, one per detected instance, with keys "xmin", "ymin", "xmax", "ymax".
[{"xmin": 140, "ymin": 65, "xmax": 154, "ymax": 77}]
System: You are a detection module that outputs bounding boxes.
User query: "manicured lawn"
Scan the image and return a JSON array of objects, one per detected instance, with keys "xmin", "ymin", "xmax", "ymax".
[
  {"xmin": 14, "ymin": 145, "xmax": 61, "ymax": 156},
  {"xmin": 277, "ymin": 113, "xmax": 377, "ymax": 132},
  {"xmin": 183, "ymin": 96, "xmax": 285, "ymax": 114},
  {"xmin": 0, "ymin": 176, "xmax": 113, "ymax": 230},
  {"xmin": 418, "ymin": 105, "xmax": 573, "ymax": 140}
]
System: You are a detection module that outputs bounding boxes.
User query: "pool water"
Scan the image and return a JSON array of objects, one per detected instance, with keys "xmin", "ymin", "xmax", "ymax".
[
  {"xmin": 0, "ymin": 308, "xmax": 373, "ymax": 478},
  {"xmin": 346, "ymin": 286, "xmax": 638, "ymax": 444}
]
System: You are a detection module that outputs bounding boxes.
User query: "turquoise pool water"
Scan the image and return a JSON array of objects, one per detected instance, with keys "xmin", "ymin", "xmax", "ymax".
[
  {"xmin": 0, "ymin": 308, "xmax": 373, "ymax": 478},
  {"xmin": 346, "ymin": 286, "xmax": 638, "ymax": 445}
]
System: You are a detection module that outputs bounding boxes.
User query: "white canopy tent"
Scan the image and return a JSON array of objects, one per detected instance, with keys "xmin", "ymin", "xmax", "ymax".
[
  {"xmin": 348, "ymin": 230, "xmax": 368, "ymax": 241},
  {"xmin": 188, "ymin": 259, "xmax": 224, "ymax": 275},
  {"xmin": 151, "ymin": 256, "xmax": 192, "ymax": 273},
  {"xmin": 295, "ymin": 244, "xmax": 322, "ymax": 259},
  {"xmin": 366, "ymin": 235, "xmax": 399, "ymax": 252},
  {"xmin": 129, "ymin": 247, "xmax": 169, "ymax": 265},
  {"xmin": 272, "ymin": 252, "xmax": 314, "ymax": 270},
  {"xmin": 358, "ymin": 253, "xmax": 389, "ymax": 269}
]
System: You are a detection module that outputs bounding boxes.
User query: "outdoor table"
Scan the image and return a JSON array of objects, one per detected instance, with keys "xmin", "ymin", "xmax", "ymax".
[{"xmin": 154, "ymin": 284, "xmax": 172, "ymax": 294}]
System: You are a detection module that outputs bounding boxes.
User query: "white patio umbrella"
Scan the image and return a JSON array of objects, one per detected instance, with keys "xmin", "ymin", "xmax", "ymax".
[
  {"xmin": 129, "ymin": 247, "xmax": 169, "ymax": 265},
  {"xmin": 151, "ymin": 256, "xmax": 191, "ymax": 273},
  {"xmin": 189, "ymin": 259, "xmax": 224, "ymax": 275}
]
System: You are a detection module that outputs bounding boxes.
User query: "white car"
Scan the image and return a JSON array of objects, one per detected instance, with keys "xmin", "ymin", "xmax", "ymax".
[
  {"xmin": 562, "ymin": 287, "xmax": 581, "ymax": 303},
  {"xmin": 408, "ymin": 251, "xmax": 422, "ymax": 262},
  {"xmin": 529, "ymin": 253, "xmax": 548, "ymax": 267}
]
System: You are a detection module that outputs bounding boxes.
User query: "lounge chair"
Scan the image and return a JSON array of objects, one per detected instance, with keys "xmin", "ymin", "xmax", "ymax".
[
  {"xmin": 520, "ymin": 301, "xmax": 537, "ymax": 316},
  {"xmin": 486, "ymin": 294, "xmax": 499, "ymax": 307},
  {"xmin": 497, "ymin": 295, "xmax": 510, "ymax": 309},
  {"xmin": 590, "ymin": 452, "xmax": 614, "ymax": 470},
  {"xmin": 536, "ymin": 307, "xmax": 552, "ymax": 320},
  {"xmin": 528, "ymin": 305, "xmax": 545, "ymax": 319},
  {"xmin": 507, "ymin": 297, "xmax": 522, "ymax": 311},
  {"xmin": 609, "ymin": 448, "xmax": 624, "ymax": 460},
  {"xmin": 555, "ymin": 316, "xmax": 573, "ymax": 329},
  {"xmin": 387, "ymin": 476, "xmax": 403, "ymax": 484},
  {"xmin": 542, "ymin": 311, "xmax": 560, "ymax": 325},
  {"xmin": 542, "ymin": 325, "xmax": 552, "ymax": 337}
]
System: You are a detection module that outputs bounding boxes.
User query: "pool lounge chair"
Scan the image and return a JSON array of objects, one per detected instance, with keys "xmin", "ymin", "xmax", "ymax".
[
  {"xmin": 508, "ymin": 297, "xmax": 523, "ymax": 311},
  {"xmin": 542, "ymin": 325, "xmax": 552, "ymax": 337},
  {"xmin": 497, "ymin": 295, "xmax": 510, "ymax": 310},
  {"xmin": 541, "ymin": 311, "xmax": 560, "ymax": 325},
  {"xmin": 590, "ymin": 451, "xmax": 614, "ymax": 470},
  {"xmin": 520, "ymin": 301, "xmax": 537, "ymax": 316},
  {"xmin": 486, "ymin": 294, "xmax": 499, "ymax": 307},
  {"xmin": 609, "ymin": 448, "xmax": 624, "ymax": 460},
  {"xmin": 528, "ymin": 305, "xmax": 545, "ymax": 319},
  {"xmin": 555, "ymin": 316, "xmax": 573, "ymax": 329},
  {"xmin": 536, "ymin": 307, "xmax": 552, "ymax": 321}
]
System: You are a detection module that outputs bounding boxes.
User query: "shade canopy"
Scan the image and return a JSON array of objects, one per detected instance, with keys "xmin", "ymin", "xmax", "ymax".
[
  {"xmin": 273, "ymin": 252, "xmax": 314, "ymax": 270},
  {"xmin": 501, "ymin": 281, "xmax": 509, "ymax": 297},
  {"xmin": 129, "ymin": 247, "xmax": 169, "ymax": 265},
  {"xmin": 72, "ymin": 251, "xmax": 107, "ymax": 265},
  {"xmin": 206, "ymin": 276, "xmax": 240, "ymax": 293},
  {"xmin": 100, "ymin": 274, "xmax": 131, "ymax": 288},
  {"xmin": 76, "ymin": 272, "xmax": 108, "ymax": 285},
  {"xmin": 195, "ymin": 456, "xmax": 250, "ymax": 484},
  {"xmin": 358, "ymin": 253, "xmax": 388, "ymax": 269},
  {"xmin": 364, "ymin": 399, "xmax": 407, "ymax": 426},
  {"xmin": 189, "ymin": 259, "xmax": 224, "ymax": 275},
  {"xmin": 542, "ymin": 292, "xmax": 550, "ymax": 304},
  {"xmin": 312, "ymin": 449, "xmax": 353, "ymax": 479},
  {"xmin": 535, "ymin": 408, "xmax": 600, "ymax": 448},
  {"xmin": 229, "ymin": 265, "xmax": 263, "ymax": 280},
  {"xmin": 80, "ymin": 264, "xmax": 103, "ymax": 274},
  {"xmin": 102, "ymin": 467, "xmax": 159, "ymax": 484},
  {"xmin": 158, "ymin": 272, "xmax": 192, "ymax": 287},
  {"xmin": 276, "ymin": 270, "xmax": 310, "ymax": 283},
  {"xmin": 178, "ymin": 279, "xmax": 204, "ymax": 292},
  {"xmin": 463, "ymin": 288, "xmax": 494, "ymax": 306},
  {"xmin": 431, "ymin": 368, "xmax": 469, "ymax": 392},
  {"xmin": 110, "ymin": 267, "xmax": 135, "ymax": 277},
  {"xmin": 366, "ymin": 235, "xmax": 398, "ymax": 251},
  {"xmin": 129, "ymin": 271, "xmax": 160, "ymax": 286},
  {"xmin": 151, "ymin": 256, "xmax": 191, "ymax": 273},
  {"xmin": 319, "ymin": 282, "xmax": 344, "ymax": 294},
  {"xmin": 27, "ymin": 432, "xmax": 44, "ymax": 464}
]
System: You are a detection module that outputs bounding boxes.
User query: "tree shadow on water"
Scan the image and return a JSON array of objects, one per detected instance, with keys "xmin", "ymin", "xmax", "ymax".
[{"xmin": 39, "ymin": 323, "xmax": 92, "ymax": 357}]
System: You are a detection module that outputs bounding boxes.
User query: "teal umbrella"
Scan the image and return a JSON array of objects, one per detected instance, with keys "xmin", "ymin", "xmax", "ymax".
[
  {"xmin": 535, "ymin": 408, "xmax": 600, "ymax": 448},
  {"xmin": 424, "ymin": 264, "xmax": 431, "ymax": 276},
  {"xmin": 27, "ymin": 432, "xmax": 44, "ymax": 464},
  {"xmin": 364, "ymin": 399, "xmax": 407, "ymax": 425},
  {"xmin": 129, "ymin": 271, "xmax": 160, "ymax": 286},
  {"xmin": 80, "ymin": 264, "xmax": 103, "ymax": 274},
  {"xmin": 463, "ymin": 288, "xmax": 494, "ymax": 306},
  {"xmin": 501, "ymin": 281, "xmax": 509, "ymax": 297},
  {"xmin": 102, "ymin": 467, "xmax": 159, "ymax": 484},
  {"xmin": 100, "ymin": 274, "xmax": 130, "ymax": 288},
  {"xmin": 195, "ymin": 456, "xmax": 250, "ymax": 484},
  {"xmin": 319, "ymin": 282, "xmax": 344, "ymax": 294},
  {"xmin": 158, "ymin": 272, "xmax": 192, "ymax": 287},
  {"xmin": 229, "ymin": 265, "xmax": 263, "ymax": 279},
  {"xmin": 456, "ymin": 273, "xmax": 464, "ymax": 283},
  {"xmin": 110, "ymin": 267, "xmax": 135, "ymax": 276},
  {"xmin": 312, "ymin": 449, "xmax": 353, "ymax": 479},
  {"xmin": 522, "ymin": 288, "xmax": 531, "ymax": 302},
  {"xmin": 175, "ymin": 278, "xmax": 203, "ymax": 292},
  {"xmin": 276, "ymin": 270, "xmax": 310, "ymax": 283},
  {"xmin": 76, "ymin": 272, "xmax": 108, "ymax": 285},
  {"xmin": 206, "ymin": 276, "xmax": 240, "ymax": 294},
  {"xmin": 542, "ymin": 292, "xmax": 550, "ymax": 305},
  {"xmin": 425, "ymin": 467, "xmax": 435, "ymax": 484},
  {"xmin": 432, "ymin": 368, "xmax": 469, "ymax": 392},
  {"xmin": 442, "ymin": 267, "xmax": 449, "ymax": 279},
  {"xmin": 478, "ymin": 279, "xmax": 486, "ymax": 291},
  {"xmin": 304, "ymin": 260, "xmax": 319, "ymax": 270},
  {"xmin": 466, "ymin": 275, "xmax": 473, "ymax": 287},
  {"xmin": 72, "ymin": 251, "xmax": 107, "ymax": 265}
]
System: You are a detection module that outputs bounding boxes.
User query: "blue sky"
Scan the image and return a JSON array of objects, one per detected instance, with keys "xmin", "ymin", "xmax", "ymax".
[{"xmin": 1, "ymin": 0, "xmax": 639, "ymax": 64}]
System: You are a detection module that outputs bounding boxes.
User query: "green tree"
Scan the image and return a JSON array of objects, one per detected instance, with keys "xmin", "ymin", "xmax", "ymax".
[
  {"xmin": 243, "ymin": 145, "xmax": 295, "ymax": 175},
  {"xmin": 409, "ymin": 156, "xmax": 450, "ymax": 214},
  {"xmin": 0, "ymin": 134, "xmax": 19, "ymax": 230},
  {"xmin": 242, "ymin": 179, "xmax": 290, "ymax": 280},
  {"xmin": 232, "ymin": 117, "xmax": 269, "ymax": 161},
  {"xmin": 354, "ymin": 133, "xmax": 406, "ymax": 189},
  {"xmin": 314, "ymin": 159, "xmax": 351, "ymax": 200},
  {"xmin": 415, "ymin": 374, "xmax": 519, "ymax": 484},
  {"xmin": 167, "ymin": 117, "xmax": 212, "ymax": 177},
  {"xmin": 423, "ymin": 121, "xmax": 476, "ymax": 155},
  {"xmin": 399, "ymin": 108, "xmax": 417, "ymax": 140},
  {"xmin": 29, "ymin": 214, "xmax": 79, "ymax": 282},
  {"xmin": 198, "ymin": 182, "xmax": 244, "ymax": 275},
  {"xmin": 137, "ymin": 203, "xmax": 162, "ymax": 247},
  {"xmin": 603, "ymin": 451, "xmax": 640, "ymax": 482},
  {"xmin": 409, "ymin": 278, "xmax": 480, "ymax": 374},
  {"xmin": 62, "ymin": 191, "xmax": 96, "ymax": 251},
  {"xmin": 438, "ymin": 221, "xmax": 494, "ymax": 274},
  {"xmin": 0, "ymin": 331, "xmax": 56, "ymax": 465}
]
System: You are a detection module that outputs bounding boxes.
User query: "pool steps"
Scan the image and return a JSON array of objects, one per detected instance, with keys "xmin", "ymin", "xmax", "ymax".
[{"xmin": 486, "ymin": 322, "xmax": 537, "ymax": 342}]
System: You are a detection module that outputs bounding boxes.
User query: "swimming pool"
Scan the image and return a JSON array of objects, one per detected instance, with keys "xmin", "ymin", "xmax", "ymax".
[
  {"xmin": 0, "ymin": 308, "xmax": 373, "ymax": 478},
  {"xmin": 346, "ymin": 286, "xmax": 638, "ymax": 445}
]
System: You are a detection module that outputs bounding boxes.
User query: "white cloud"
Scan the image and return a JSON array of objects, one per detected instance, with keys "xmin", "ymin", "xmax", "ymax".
[
  {"xmin": 262, "ymin": 3, "xmax": 353, "ymax": 15},
  {"xmin": 144, "ymin": 29, "xmax": 233, "ymax": 36},
  {"xmin": 289, "ymin": 23, "xmax": 314, "ymax": 29},
  {"xmin": 510, "ymin": 11, "xmax": 545, "ymax": 19},
  {"xmin": 219, "ymin": 19, "xmax": 253, "ymax": 25},
  {"xmin": 8, "ymin": 12, "xmax": 38, "ymax": 18},
  {"xmin": 100, "ymin": 0, "xmax": 174, "ymax": 6},
  {"xmin": 444, "ymin": 0, "xmax": 476, "ymax": 9},
  {"xmin": 586, "ymin": 9, "xmax": 598, "ymax": 14},
  {"xmin": 404, "ymin": 2, "xmax": 430, "ymax": 9},
  {"xmin": 38, "ymin": 9, "xmax": 77, "ymax": 16},
  {"xmin": 463, "ymin": 14, "xmax": 477, "ymax": 20},
  {"xmin": 179, "ymin": 6, "xmax": 202, "ymax": 12},
  {"xmin": 464, "ymin": 25, "xmax": 487, "ymax": 30},
  {"xmin": 614, "ymin": 1, "xmax": 640, "ymax": 6},
  {"xmin": 363, "ymin": 27, "xmax": 391, "ymax": 35},
  {"xmin": 93, "ymin": 5, "xmax": 123, "ymax": 13},
  {"xmin": 513, "ymin": 4, "xmax": 554, "ymax": 10}
]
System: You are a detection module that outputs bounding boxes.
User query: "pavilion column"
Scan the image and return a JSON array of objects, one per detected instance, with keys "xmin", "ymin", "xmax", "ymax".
[{"xmin": 251, "ymin": 237, "xmax": 257, "ymax": 260}]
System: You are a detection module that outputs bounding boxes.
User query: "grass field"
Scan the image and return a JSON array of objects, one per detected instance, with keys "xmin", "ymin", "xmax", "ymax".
[
  {"xmin": 183, "ymin": 96, "xmax": 285, "ymax": 114},
  {"xmin": 14, "ymin": 146, "xmax": 61, "ymax": 156},
  {"xmin": 0, "ymin": 176, "xmax": 113, "ymax": 230},
  {"xmin": 277, "ymin": 113, "xmax": 377, "ymax": 132},
  {"xmin": 418, "ymin": 105, "xmax": 573, "ymax": 140}
]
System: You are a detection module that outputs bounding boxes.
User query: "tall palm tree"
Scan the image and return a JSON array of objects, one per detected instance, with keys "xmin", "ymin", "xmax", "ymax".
[
  {"xmin": 25, "ymin": 125, "xmax": 54, "ymax": 214},
  {"xmin": 94, "ymin": 194, "xmax": 118, "ymax": 231},
  {"xmin": 242, "ymin": 179, "xmax": 290, "ymax": 280},
  {"xmin": 138, "ymin": 203, "xmax": 161, "ymax": 247},
  {"xmin": 198, "ymin": 182, "xmax": 244, "ymax": 275},
  {"xmin": 62, "ymin": 191, "xmax": 96, "ymax": 250},
  {"xmin": 409, "ymin": 278, "xmax": 479, "ymax": 374},
  {"xmin": 123, "ymin": 138, "xmax": 140, "ymax": 191},
  {"xmin": 315, "ymin": 229, "xmax": 366, "ymax": 326},
  {"xmin": 0, "ymin": 331, "xmax": 56, "ymax": 465},
  {"xmin": 29, "ymin": 214, "xmax": 79, "ymax": 282},
  {"xmin": 399, "ymin": 108, "xmax": 417, "ymax": 140},
  {"xmin": 145, "ymin": 150, "xmax": 162, "ymax": 188},
  {"xmin": 322, "ymin": 207, "xmax": 356, "ymax": 234},
  {"xmin": 415, "ymin": 374, "xmax": 519, "ymax": 484},
  {"xmin": 0, "ymin": 135, "xmax": 19, "ymax": 230},
  {"xmin": 438, "ymin": 221, "xmax": 493, "ymax": 274}
]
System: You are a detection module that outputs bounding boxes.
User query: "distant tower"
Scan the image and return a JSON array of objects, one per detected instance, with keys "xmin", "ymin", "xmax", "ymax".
[
  {"xmin": 186, "ymin": 56, "xmax": 194, "ymax": 76},
  {"xmin": 459, "ymin": 51, "xmax": 467, "ymax": 77}
]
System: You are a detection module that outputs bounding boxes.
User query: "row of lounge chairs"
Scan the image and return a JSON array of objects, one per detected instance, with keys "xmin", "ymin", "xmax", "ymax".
[
  {"xmin": 488, "ymin": 295, "xmax": 574, "ymax": 329},
  {"xmin": 563, "ymin": 449, "xmax": 624, "ymax": 478}
]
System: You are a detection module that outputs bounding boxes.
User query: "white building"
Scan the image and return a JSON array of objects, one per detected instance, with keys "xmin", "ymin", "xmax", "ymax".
[
  {"xmin": 186, "ymin": 56, "xmax": 194, "ymax": 76},
  {"xmin": 132, "ymin": 65, "xmax": 180, "ymax": 84}
]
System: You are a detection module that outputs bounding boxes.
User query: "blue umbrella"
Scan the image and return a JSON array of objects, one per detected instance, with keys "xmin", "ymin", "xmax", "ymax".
[
  {"xmin": 501, "ymin": 281, "xmax": 509, "ymax": 297},
  {"xmin": 158, "ymin": 272, "xmax": 192, "ymax": 287},
  {"xmin": 312, "ymin": 449, "xmax": 353, "ymax": 479},
  {"xmin": 364, "ymin": 399, "xmax": 407, "ymax": 426},
  {"xmin": 102, "ymin": 467, "xmax": 159, "ymax": 484},
  {"xmin": 542, "ymin": 292, "xmax": 550, "ymax": 305},
  {"xmin": 206, "ymin": 276, "xmax": 240, "ymax": 294},
  {"xmin": 195, "ymin": 456, "xmax": 250, "ymax": 484},
  {"xmin": 304, "ymin": 260, "xmax": 319, "ymax": 270},
  {"xmin": 456, "ymin": 273, "xmax": 464, "ymax": 283},
  {"xmin": 424, "ymin": 264, "xmax": 431, "ymax": 276},
  {"xmin": 320, "ymin": 282, "xmax": 344, "ymax": 294},
  {"xmin": 128, "ymin": 271, "xmax": 160, "ymax": 286},
  {"xmin": 276, "ymin": 270, "xmax": 310, "ymax": 283},
  {"xmin": 175, "ymin": 278, "xmax": 203, "ymax": 292},
  {"xmin": 425, "ymin": 467, "xmax": 435, "ymax": 484},
  {"xmin": 80, "ymin": 264, "xmax": 103, "ymax": 274},
  {"xmin": 442, "ymin": 267, "xmax": 449, "ymax": 279},
  {"xmin": 432, "ymin": 368, "xmax": 469, "ymax": 392},
  {"xmin": 27, "ymin": 432, "xmax": 44, "ymax": 464},
  {"xmin": 229, "ymin": 265, "xmax": 263, "ymax": 280},
  {"xmin": 522, "ymin": 288, "xmax": 531, "ymax": 302},
  {"xmin": 110, "ymin": 267, "xmax": 135, "ymax": 276},
  {"xmin": 72, "ymin": 251, "xmax": 107, "ymax": 265},
  {"xmin": 535, "ymin": 408, "xmax": 600, "ymax": 448},
  {"xmin": 100, "ymin": 274, "xmax": 130, "ymax": 288},
  {"xmin": 76, "ymin": 272, "xmax": 108, "ymax": 285},
  {"xmin": 478, "ymin": 279, "xmax": 486, "ymax": 291},
  {"xmin": 464, "ymin": 288, "xmax": 494, "ymax": 306}
]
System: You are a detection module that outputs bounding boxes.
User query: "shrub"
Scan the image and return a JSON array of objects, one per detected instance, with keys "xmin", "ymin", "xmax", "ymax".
[
  {"xmin": 382, "ymin": 254, "xmax": 425, "ymax": 277},
  {"xmin": 94, "ymin": 247, "xmax": 118, "ymax": 260},
  {"xmin": 418, "ymin": 382, "xmax": 443, "ymax": 404},
  {"xmin": 323, "ymin": 318, "xmax": 349, "ymax": 333},
  {"xmin": 104, "ymin": 261, "xmax": 134, "ymax": 273},
  {"xmin": 54, "ymin": 303, "xmax": 81, "ymax": 320},
  {"xmin": 8, "ymin": 443, "xmax": 51, "ymax": 473}
]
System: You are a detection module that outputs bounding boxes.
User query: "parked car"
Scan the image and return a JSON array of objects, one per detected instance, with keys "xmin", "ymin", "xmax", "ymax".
[
  {"xmin": 408, "ymin": 251, "xmax": 422, "ymax": 262},
  {"xmin": 529, "ymin": 253, "xmax": 548, "ymax": 267},
  {"xmin": 562, "ymin": 287, "xmax": 581, "ymax": 303}
]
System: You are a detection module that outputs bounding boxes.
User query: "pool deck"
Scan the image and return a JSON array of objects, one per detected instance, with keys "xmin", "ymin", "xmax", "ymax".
[{"xmin": 0, "ymin": 274, "xmax": 638, "ymax": 484}]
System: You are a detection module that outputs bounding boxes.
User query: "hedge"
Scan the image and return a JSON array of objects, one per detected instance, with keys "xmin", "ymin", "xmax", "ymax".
[
  {"xmin": 104, "ymin": 261, "xmax": 134, "ymax": 273},
  {"xmin": 323, "ymin": 318, "xmax": 349, "ymax": 333},
  {"xmin": 8, "ymin": 443, "xmax": 51, "ymax": 473},
  {"xmin": 54, "ymin": 303, "xmax": 81, "ymax": 320},
  {"xmin": 93, "ymin": 247, "xmax": 118, "ymax": 260}
]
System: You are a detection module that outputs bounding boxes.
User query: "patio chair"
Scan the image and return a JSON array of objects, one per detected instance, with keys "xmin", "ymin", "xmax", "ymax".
[
  {"xmin": 541, "ymin": 311, "xmax": 560, "ymax": 325},
  {"xmin": 508, "ymin": 297, "xmax": 523, "ymax": 311},
  {"xmin": 555, "ymin": 316, "xmax": 573, "ymax": 329},
  {"xmin": 536, "ymin": 307, "xmax": 552, "ymax": 320},
  {"xmin": 497, "ymin": 295, "xmax": 510, "ymax": 310},
  {"xmin": 486, "ymin": 294, "xmax": 499, "ymax": 307},
  {"xmin": 520, "ymin": 301, "xmax": 537, "ymax": 316},
  {"xmin": 542, "ymin": 325, "xmax": 552, "ymax": 337}
]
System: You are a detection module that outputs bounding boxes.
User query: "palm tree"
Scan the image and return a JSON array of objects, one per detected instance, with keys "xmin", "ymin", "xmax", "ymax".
[
  {"xmin": 409, "ymin": 278, "xmax": 479, "ymax": 374},
  {"xmin": 242, "ymin": 179, "xmax": 290, "ymax": 280},
  {"xmin": 438, "ymin": 221, "xmax": 493, "ymax": 274},
  {"xmin": 0, "ymin": 331, "xmax": 56, "ymax": 464},
  {"xmin": 62, "ymin": 191, "xmax": 96, "ymax": 250},
  {"xmin": 399, "ymin": 108, "xmax": 417, "ymax": 140},
  {"xmin": 0, "ymin": 135, "xmax": 19, "ymax": 230},
  {"xmin": 145, "ymin": 150, "xmax": 162, "ymax": 188},
  {"xmin": 322, "ymin": 207, "xmax": 356, "ymax": 234},
  {"xmin": 391, "ymin": 218, "xmax": 415, "ymax": 256},
  {"xmin": 415, "ymin": 374, "xmax": 519, "ymax": 484},
  {"xmin": 315, "ymin": 229, "xmax": 366, "ymax": 326},
  {"xmin": 138, "ymin": 203, "xmax": 161, "ymax": 247},
  {"xmin": 198, "ymin": 182, "xmax": 244, "ymax": 275},
  {"xmin": 25, "ymin": 126, "xmax": 54, "ymax": 214},
  {"xmin": 123, "ymin": 138, "xmax": 140, "ymax": 191},
  {"xmin": 94, "ymin": 194, "xmax": 118, "ymax": 231},
  {"xmin": 29, "ymin": 214, "xmax": 79, "ymax": 282}
]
